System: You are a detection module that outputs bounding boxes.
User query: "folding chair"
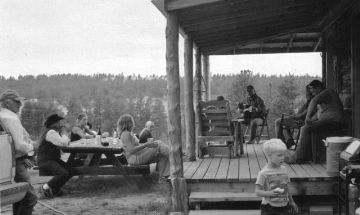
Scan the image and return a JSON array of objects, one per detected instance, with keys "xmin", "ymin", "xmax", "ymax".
[
  {"xmin": 244, "ymin": 109, "xmax": 270, "ymax": 144},
  {"xmin": 278, "ymin": 113, "xmax": 303, "ymax": 150}
]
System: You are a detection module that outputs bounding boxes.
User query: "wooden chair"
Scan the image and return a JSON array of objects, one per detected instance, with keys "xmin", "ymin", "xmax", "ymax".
[
  {"xmin": 0, "ymin": 125, "xmax": 30, "ymax": 207},
  {"xmin": 197, "ymin": 100, "xmax": 236, "ymax": 158},
  {"xmin": 244, "ymin": 109, "xmax": 270, "ymax": 144}
]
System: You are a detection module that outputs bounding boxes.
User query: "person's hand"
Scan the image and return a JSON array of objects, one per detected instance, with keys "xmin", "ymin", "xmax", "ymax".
[
  {"xmin": 24, "ymin": 158, "xmax": 35, "ymax": 169},
  {"xmin": 268, "ymin": 189, "xmax": 282, "ymax": 197},
  {"xmin": 290, "ymin": 202, "xmax": 299, "ymax": 214},
  {"xmin": 146, "ymin": 140, "xmax": 159, "ymax": 148}
]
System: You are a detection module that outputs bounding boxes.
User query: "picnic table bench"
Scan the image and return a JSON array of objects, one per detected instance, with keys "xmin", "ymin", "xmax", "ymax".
[{"xmin": 39, "ymin": 138, "xmax": 150, "ymax": 189}]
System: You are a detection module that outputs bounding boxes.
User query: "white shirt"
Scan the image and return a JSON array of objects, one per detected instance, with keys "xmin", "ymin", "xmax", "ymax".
[
  {"xmin": 0, "ymin": 107, "xmax": 34, "ymax": 158},
  {"xmin": 45, "ymin": 129, "xmax": 70, "ymax": 146}
]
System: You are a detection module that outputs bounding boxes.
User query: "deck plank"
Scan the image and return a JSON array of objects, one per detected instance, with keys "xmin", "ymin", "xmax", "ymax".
[
  {"xmin": 239, "ymin": 144, "xmax": 251, "ymax": 182},
  {"xmin": 253, "ymin": 144, "xmax": 267, "ymax": 168},
  {"xmin": 204, "ymin": 158, "xmax": 221, "ymax": 180},
  {"xmin": 301, "ymin": 164, "xmax": 324, "ymax": 180},
  {"xmin": 247, "ymin": 143, "xmax": 261, "ymax": 181},
  {"xmin": 215, "ymin": 158, "xmax": 230, "ymax": 181},
  {"xmin": 290, "ymin": 164, "xmax": 310, "ymax": 179},
  {"xmin": 192, "ymin": 158, "xmax": 212, "ymax": 181},
  {"xmin": 227, "ymin": 158, "xmax": 239, "ymax": 182},
  {"xmin": 183, "ymin": 161, "xmax": 192, "ymax": 172},
  {"xmin": 184, "ymin": 160, "xmax": 203, "ymax": 179},
  {"xmin": 283, "ymin": 163, "xmax": 297, "ymax": 179}
]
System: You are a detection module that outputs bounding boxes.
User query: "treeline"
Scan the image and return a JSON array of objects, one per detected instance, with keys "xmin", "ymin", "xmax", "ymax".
[{"xmin": 0, "ymin": 72, "xmax": 319, "ymax": 140}]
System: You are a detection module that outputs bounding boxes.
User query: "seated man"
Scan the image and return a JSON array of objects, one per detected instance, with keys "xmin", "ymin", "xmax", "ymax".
[
  {"xmin": 139, "ymin": 121, "xmax": 155, "ymax": 144},
  {"xmin": 240, "ymin": 85, "xmax": 266, "ymax": 144},
  {"xmin": 275, "ymin": 85, "xmax": 313, "ymax": 148},
  {"xmin": 0, "ymin": 89, "xmax": 37, "ymax": 215},
  {"xmin": 294, "ymin": 80, "xmax": 344, "ymax": 163}
]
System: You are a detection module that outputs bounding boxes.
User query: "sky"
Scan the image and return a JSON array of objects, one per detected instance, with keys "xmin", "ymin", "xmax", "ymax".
[{"xmin": 0, "ymin": 0, "xmax": 322, "ymax": 78}]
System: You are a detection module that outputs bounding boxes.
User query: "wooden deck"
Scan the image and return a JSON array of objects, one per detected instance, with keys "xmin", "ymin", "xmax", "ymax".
[{"xmin": 183, "ymin": 143, "xmax": 337, "ymax": 196}]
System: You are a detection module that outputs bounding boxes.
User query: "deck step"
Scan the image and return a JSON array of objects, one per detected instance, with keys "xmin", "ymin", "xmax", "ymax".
[
  {"xmin": 189, "ymin": 192, "xmax": 261, "ymax": 203},
  {"xmin": 189, "ymin": 210, "xmax": 259, "ymax": 215}
]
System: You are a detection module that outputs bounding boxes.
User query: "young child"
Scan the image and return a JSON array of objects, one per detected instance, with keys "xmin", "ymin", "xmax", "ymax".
[{"xmin": 255, "ymin": 139, "xmax": 298, "ymax": 215}]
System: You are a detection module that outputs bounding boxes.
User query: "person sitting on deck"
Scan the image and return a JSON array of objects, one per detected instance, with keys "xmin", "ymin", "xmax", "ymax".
[
  {"xmin": 274, "ymin": 85, "xmax": 314, "ymax": 149},
  {"xmin": 37, "ymin": 114, "xmax": 72, "ymax": 198},
  {"xmin": 239, "ymin": 85, "xmax": 266, "ymax": 144},
  {"xmin": 0, "ymin": 89, "xmax": 38, "ymax": 215},
  {"xmin": 117, "ymin": 114, "xmax": 170, "ymax": 182},
  {"xmin": 255, "ymin": 139, "xmax": 298, "ymax": 215},
  {"xmin": 139, "ymin": 121, "xmax": 155, "ymax": 144},
  {"xmin": 292, "ymin": 80, "xmax": 344, "ymax": 163},
  {"xmin": 70, "ymin": 113, "xmax": 96, "ymax": 142}
]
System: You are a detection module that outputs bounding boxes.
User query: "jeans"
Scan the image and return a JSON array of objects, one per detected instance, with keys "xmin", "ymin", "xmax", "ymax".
[
  {"xmin": 296, "ymin": 120, "xmax": 342, "ymax": 161},
  {"xmin": 249, "ymin": 118, "xmax": 263, "ymax": 141},
  {"xmin": 13, "ymin": 158, "xmax": 38, "ymax": 215},
  {"xmin": 38, "ymin": 159, "xmax": 72, "ymax": 194},
  {"xmin": 127, "ymin": 142, "xmax": 170, "ymax": 177},
  {"xmin": 261, "ymin": 204, "xmax": 293, "ymax": 215}
]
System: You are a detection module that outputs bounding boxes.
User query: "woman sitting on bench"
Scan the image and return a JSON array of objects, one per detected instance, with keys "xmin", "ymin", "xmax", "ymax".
[
  {"xmin": 117, "ymin": 114, "xmax": 170, "ymax": 183},
  {"xmin": 37, "ymin": 114, "xmax": 72, "ymax": 198}
]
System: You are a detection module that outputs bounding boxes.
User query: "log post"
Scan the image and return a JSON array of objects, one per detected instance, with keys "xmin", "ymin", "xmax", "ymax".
[
  {"xmin": 184, "ymin": 35, "xmax": 196, "ymax": 161},
  {"xmin": 195, "ymin": 45, "xmax": 202, "ymax": 157},
  {"xmin": 351, "ymin": 6, "xmax": 360, "ymax": 137},
  {"xmin": 165, "ymin": 11, "xmax": 189, "ymax": 214},
  {"xmin": 202, "ymin": 55, "xmax": 210, "ymax": 101},
  {"xmin": 324, "ymin": 27, "xmax": 337, "ymax": 90}
]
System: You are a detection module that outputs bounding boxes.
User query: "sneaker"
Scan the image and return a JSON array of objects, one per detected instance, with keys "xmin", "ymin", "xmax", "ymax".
[{"xmin": 38, "ymin": 185, "xmax": 54, "ymax": 199}]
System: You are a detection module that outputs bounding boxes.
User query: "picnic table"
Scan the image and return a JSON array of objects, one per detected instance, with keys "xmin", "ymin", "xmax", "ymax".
[{"xmin": 54, "ymin": 138, "xmax": 149, "ymax": 188}]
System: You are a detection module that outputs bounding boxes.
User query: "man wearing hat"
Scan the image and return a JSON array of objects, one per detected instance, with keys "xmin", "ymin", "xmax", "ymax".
[
  {"xmin": 241, "ymin": 85, "xmax": 266, "ymax": 144},
  {"xmin": 0, "ymin": 89, "xmax": 37, "ymax": 215},
  {"xmin": 294, "ymin": 80, "xmax": 344, "ymax": 163},
  {"xmin": 37, "ymin": 114, "xmax": 71, "ymax": 198}
]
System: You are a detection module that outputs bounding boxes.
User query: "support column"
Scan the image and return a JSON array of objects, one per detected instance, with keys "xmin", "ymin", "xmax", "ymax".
[
  {"xmin": 325, "ymin": 28, "xmax": 337, "ymax": 90},
  {"xmin": 322, "ymin": 51, "xmax": 327, "ymax": 84},
  {"xmin": 184, "ymin": 35, "xmax": 196, "ymax": 161},
  {"xmin": 351, "ymin": 5, "xmax": 360, "ymax": 137},
  {"xmin": 202, "ymin": 55, "xmax": 210, "ymax": 101},
  {"xmin": 165, "ymin": 11, "xmax": 188, "ymax": 214},
  {"xmin": 194, "ymin": 45, "xmax": 202, "ymax": 157}
]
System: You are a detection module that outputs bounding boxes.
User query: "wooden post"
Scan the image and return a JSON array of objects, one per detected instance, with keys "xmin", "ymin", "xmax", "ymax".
[
  {"xmin": 195, "ymin": 45, "xmax": 202, "ymax": 157},
  {"xmin": 351, "ymin": 6, "xmax": 360, "ymax": 137},
  {"xmin": 202, "ymin": 55, "xmax": 210, "ymax": 101},
  {"xmin": 325, "ymin": 27, "xmax": 337, "ymax": 90},
  {"xmin": 165, "ymin": 11, "xmax": 189, "ymax": 214},
  {"xmin": 322, "ymin": 51, "xmax": 327, "ymax": 84},
  {"xmin": 184, "ymin": 35, "xmax": 196, "ymax": 161}
]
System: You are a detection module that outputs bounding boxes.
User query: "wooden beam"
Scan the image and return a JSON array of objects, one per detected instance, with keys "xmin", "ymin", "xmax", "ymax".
[
  {"xmin": 167, "ymin": 0, "xmax": 223, "ymax": 11},
  {"xmin": 313, "ymin": 37, "xmax": 322, "ymax": 52},
  {"xmin": 194, "ymin": 45, "xmax": 202, "ymax": 157},
  {"xmin": 318, "ymin": 0, "xmax": 356, "ymax": 32},
  {"xmin": 286, "ymin": 34, "xmax": 295, "ymax": 52},
  {"xmin": 202, "ymin": 55, "xmax": 210, "ymax": 101},
  {"xmin": 210, "ymin": 47, "xmax": 316, "ymax": 55},
  {"xmin": 184, "ymin": 35, "xmax": 196, "ymax": 161},
  {"xmin": 204, "ymin": 25, "xmax": 317, "ymax": 54},
  {"xmin": 166, "ymin": 11, "xmax": 188, "ymax": 213},
  {"xmin": 351, "ymin": 9, "xmax": 360, "ymax": 138},
  {"xmin": 200, "ymin": 24, "xmax": 318, "ymax": 53}
]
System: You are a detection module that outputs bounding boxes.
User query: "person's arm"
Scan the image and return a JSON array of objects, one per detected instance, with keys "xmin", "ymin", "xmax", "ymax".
[
  {"xmin": 255, "ymin": 184, "xmax": 280, "ymax": 198},
  {"xmin": 121, "ymin": 132, "xmax": 157, "ymax": 156},
  {"xmin": 3, "ymin": 117, "xmax": 33, "ymax": 154},
  {"xmin": 288, "ymin": 193, "xmax": 299, "ymax": 213},
  {"xmin": 306, "ymin": 89, "xmax": 332, "ymax": 122},
  {"xmin": 46, "ymin": 129, "xmax": 70, "ymax": 147},
  {"xmin": 72, "ymin": 127, "xmax": 95, "ymax": 139},
  {"xmin": 294, "ymin": 102, "xmax": 308, "ymax": 119}
]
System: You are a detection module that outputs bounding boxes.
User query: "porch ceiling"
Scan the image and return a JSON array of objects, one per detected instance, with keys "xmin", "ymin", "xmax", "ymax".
[{"xmin": 152, "ymin": 0, "xmax": 349, "ymax": 55}]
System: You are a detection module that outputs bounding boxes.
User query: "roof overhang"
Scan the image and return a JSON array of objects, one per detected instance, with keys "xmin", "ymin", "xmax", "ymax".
[{"xmin": 152, "ymin": 0, "xmax": 356, "ymax": 55}]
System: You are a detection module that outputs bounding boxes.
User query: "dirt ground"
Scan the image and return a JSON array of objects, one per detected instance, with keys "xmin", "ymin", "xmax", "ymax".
[{"xmin": 1, "ymin": 168, "xmax": 172, "ymax": 215}]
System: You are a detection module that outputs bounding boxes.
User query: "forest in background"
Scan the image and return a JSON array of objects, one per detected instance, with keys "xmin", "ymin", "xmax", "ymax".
[{"xmin": 0, "ymin": 72, "xmax": 319, "ymax": 142}]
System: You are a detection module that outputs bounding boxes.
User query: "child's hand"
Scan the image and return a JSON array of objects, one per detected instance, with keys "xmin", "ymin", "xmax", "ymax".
[
  {"xmin": 290, "ymin": 202, "xmax": 299, "ymax": 214},
  {"xmin": 268, "ymin": 189, "xmax": 282, "ymax": 197}
]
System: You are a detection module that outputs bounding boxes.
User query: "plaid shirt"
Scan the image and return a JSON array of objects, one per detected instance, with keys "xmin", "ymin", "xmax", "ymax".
[{"xmin": 246, "ymin": 94, "xmax": 266, "ymax": 116}]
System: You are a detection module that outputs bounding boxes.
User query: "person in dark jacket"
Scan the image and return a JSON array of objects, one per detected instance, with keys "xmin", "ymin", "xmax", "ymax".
[
  {"xmin": 37, "ymin": 114, "xmax": 72, "ymax": 198},
  {"xmin": 139, "ymin": 121, "xmax": 155, "ymax": 144}
]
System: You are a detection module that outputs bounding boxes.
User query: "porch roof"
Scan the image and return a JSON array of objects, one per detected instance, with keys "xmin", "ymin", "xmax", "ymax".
[{"xmin": 152, "ymin": 0, "xmax": 350, "ymax": 55}]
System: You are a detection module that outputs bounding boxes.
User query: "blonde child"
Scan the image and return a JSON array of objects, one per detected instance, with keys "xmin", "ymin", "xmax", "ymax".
[{"xmin": 255, "ymin": 139, "xmax": 298, "ymax": 215}]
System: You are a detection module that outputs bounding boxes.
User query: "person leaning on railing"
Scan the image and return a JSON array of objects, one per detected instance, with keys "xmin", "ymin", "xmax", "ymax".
[{"xmin": 0, "ymin": 89, "xmax": 37, "ymax": 215}]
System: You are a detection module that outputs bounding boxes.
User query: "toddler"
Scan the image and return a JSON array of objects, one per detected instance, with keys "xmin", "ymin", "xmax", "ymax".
[{"xmin": 255, "ymin": 139, "xmax": 298, "ymax": 215}]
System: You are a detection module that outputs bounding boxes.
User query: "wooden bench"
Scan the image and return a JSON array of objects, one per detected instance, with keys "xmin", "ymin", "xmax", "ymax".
[{"xmin": 0, "ymin": 133, "xmax": 30, "ymax": 207}]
